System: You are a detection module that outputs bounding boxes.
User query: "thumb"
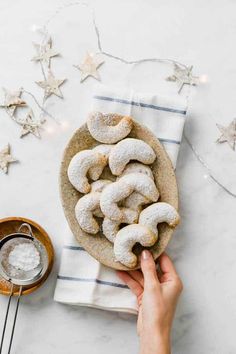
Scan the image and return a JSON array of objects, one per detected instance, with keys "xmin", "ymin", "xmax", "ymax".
[{"xmin": 141, "ymin": 250, "xmax": 159, "ymax": 286}]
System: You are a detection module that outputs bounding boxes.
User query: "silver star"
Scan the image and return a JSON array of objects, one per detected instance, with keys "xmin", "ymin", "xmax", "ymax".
[
  {"xmin": 17, "ymin": 109, "xmax": 42, "ymax": 138},
  {"xmin": 36, "ymin": 70, "xmax": 66, "ymax": 99},
  {"xmin": 74, "ymin": 52, "xmax": 104, "ymax": 82},
  {"xmin": 216, "ymin": 118, "xmax": 236, "ymax": 150},
  {"xmin": 32, "ymin": 37, "xmax": 59, "ymax": 66},
  {"xmin": 166, "ymin": 64, "xmax": 198, "ymax": 93},
  {"xmin": 1, "ymin": 88, "xmax": 26, "ymax": 116},
  {"xmin": 0, "ymin": 144, "xmax": 18, "ymax": 174}
]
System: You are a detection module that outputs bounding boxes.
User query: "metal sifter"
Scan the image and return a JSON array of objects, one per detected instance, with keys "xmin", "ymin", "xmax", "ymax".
[{"xmin": 0, "ymin": 223, "xmax": 49, "ymax": 354}]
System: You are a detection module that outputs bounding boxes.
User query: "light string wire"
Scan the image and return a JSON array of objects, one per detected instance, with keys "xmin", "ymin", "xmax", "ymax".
[
  {"xmin": 183, "ymin": 132, "xmax": 236, "ymax": 198},
  {"xmin": 22, "ymin": 89, "xmax": 58, "ymax": 122},
  {"xmin": 43, "ymin": 1, "xmax": 188, "ymax": 69},
  {"xmin": 1, "ymin": 19, "xmax": 59, "ymax": 128},
  {"xmin": 1, "ymin": 88, "xmax": 58, "ymax": 128},
  {"xmin": 31, "ymin": 27, "xmax": 60, "ymax": 124},
  {"xmin": 0, "ymin": 0, "xmax": 230, "ymax": 198},
  {"xmin": 42, "ymin": 1, "xmax": 236, "ymax": 199}
]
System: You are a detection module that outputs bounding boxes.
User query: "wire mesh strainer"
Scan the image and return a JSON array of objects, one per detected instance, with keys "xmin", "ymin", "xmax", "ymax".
[{"xmin": 0, "ymin": 223, "xmax": 49, "ymax": 354}]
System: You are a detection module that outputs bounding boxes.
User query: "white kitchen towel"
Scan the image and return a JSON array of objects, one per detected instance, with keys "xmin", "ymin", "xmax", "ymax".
[{"xmin": 54, "ymin": 85, "xmax": 188, "ymax": 314}]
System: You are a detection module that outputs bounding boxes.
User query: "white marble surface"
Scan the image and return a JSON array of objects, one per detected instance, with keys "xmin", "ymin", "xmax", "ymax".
[{"xmin": 1, "ymin": 0, "xmax": 236, "ymax": 353}]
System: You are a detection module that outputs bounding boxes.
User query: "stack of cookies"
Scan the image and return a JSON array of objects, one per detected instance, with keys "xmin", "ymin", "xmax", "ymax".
[{"xmin": 67, "ymin": 112, "xmax": 180, "ymax": 268}]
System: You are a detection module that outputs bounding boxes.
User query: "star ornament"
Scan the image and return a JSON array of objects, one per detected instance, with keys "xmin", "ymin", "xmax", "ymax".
[
  {"xmin": 1, "ymin": 88, "xmax": 26, "ymax": 116},
  {"xmin": 166, "ymin": 64, "xmax": 198, "ymax": 93},
  {"xmin": 216, "ymin": 118, "xmax": 236, "ymax": 150},
  {"xmin": 18, "ymin": 109, "xmax": 42, "ymax": 138},
  {"xmin": 74, "ymin": 52, "xmax": 104, "ymax": 82},
  {"xmin": 0, "ymin": 144, "xmax": 18, "ymax": 174},
  {"xmin": 36, "ymin": 70, "xmax": 66, "ymax": 99},
  {"xmin": 32, "ymin": 37, "xmax": 59, "ymax": 66}
]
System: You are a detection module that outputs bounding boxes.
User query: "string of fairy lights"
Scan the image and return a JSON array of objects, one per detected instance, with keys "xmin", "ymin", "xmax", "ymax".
[{"xmin": 0, "ymin": 1, "xmax": 236, "ymax": 200}]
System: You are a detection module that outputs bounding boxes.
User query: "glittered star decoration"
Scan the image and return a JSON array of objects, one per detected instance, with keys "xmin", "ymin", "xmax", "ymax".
[
  {"xmin": 0, "ymin": 144, "xmax": 18, "ymax": 174},
  {"xmin": 1, "ymin": 88, "xmax": 26, "ymax": 116},
  {"xmin": 166, "ymin": 64, "xmax": 198, "ymax": 93},
  {"xmin": 18, "ymin": 109, "xmax": 42, "ymax": 138},
  {"xmin": 32, "ymin": 37, "xmax": 59, "ymax": 66},
  {"xmin": 36, "ymin": 70, "xmax": 66, "ymax": 99},
  {"xmin": 216, "ymin": 118, "xmax": 236, "ymax": 150},
  {"xmin": 74, "ymin": 52, "xmax": 104, "ymax": 82}
]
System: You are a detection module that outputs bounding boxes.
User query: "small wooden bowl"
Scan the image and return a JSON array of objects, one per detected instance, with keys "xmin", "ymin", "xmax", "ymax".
[
  {"xmin": 0, "ymin": 217, "xmax": 54, "ymax": 296},
  {"xmin": 60, "ymin": 119, "xmax": 179, "ymax": 270}
]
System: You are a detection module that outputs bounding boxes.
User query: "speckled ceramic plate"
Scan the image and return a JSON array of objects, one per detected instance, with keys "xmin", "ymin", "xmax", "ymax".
[{"xmin": 60, "ymin": 118, "xmax": 178, "ymax": 270}]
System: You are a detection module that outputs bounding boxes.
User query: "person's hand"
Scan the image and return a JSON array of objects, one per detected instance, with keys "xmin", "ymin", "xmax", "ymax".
[{"xmin": 117, "ymin": 251, "xmax": 183, "ymax": 354}]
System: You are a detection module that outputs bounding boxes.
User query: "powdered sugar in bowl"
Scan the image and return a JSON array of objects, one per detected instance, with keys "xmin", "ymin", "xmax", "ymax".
[{"xmin": 0, "ymin": 223, "xmax": 48, "ymax": 286}]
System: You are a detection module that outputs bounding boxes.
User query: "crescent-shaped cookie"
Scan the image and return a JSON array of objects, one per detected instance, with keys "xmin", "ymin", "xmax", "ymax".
[
  {"xmin": 100, "ymin": 173, "xmax": 159, "ymax": 221},
  {"xmin": 117, "ymin": 163, "xmax": 154, "ymax": 212},
  {"xmin": 109, "ymin": 138, "xmax": 156, "ymax": 175},
  {"xmin": 119, "ymin": 173, "xmax": 159, "ymax": 202},
  {"xmin": 100, "ymin": 181, "xmax": 133, "ymax": 221},
  {"xmin": 68, "ymin": 150, "xmax": 107, "ymax": 194},
  {"xmin": 87, "ymin": 112, "xmax": 133, "ymax": 144},
  {"xmin": 75, "ymin": 192, "xmax": 101, "ymax": 234},
  {"xmin": 114, "ymin": 224, "xmax": 157, "ymax": 268},
  {"xmin": 102, "ymin": 208, "xmax": 139, "ymax": 243},
  {"xmin": 139, "ymin": 202, "xmax": 180, "ymax": 235}
]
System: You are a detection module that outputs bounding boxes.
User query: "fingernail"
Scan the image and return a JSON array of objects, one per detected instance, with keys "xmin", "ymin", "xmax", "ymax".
[{"xmin": 142, "ymin": 250, "xmax": 150, "ymax": 260}]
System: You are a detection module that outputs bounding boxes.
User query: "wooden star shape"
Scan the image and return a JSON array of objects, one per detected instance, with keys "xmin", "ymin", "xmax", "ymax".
[
  {"xmin": 1, "ymin": 88, "xmax": 26, "ymax": 116},
  {"xmin": 36, "ymin": 70, "xmax": 66, "ymax": 99},
  {"xmin": 18, "ymin": 109, "xmax": 42, "ymax": 138},
  {"xmin": 74, "ymin": 52, "xmax": 104, "ymax": 82},
  {"xmin": 0, "ymin": 144, "xmax": 18, "ymax": 174},
  {"xmin": 216, "ymin": 118, "xmax": 236, "ymax": 150},
  {"xmin": 166, "ymin": 64, "xmax": 198, "ymax": 93},
  {"xmin": 32, "ymin": 37, "xmax": 59, "ymax": 66}
]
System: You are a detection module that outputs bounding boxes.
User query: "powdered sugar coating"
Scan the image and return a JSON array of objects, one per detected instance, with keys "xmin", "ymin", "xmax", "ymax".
[
  {"xmin": 139, "ymin": 202, "xmax": 180, "ymax": 235},
  {"xmin": 100, "ymin": 181, "xmax": 133, "ymax": 221},
  {"xmin": 119, "ymin": 173, "xmax": 159, "ymax": 202},
  {"xmin": 90, "ymin": 179, "xmax": 112, "ymax": 193},
  {"xmin": 118, "ymin": 162, "xmax": 154, "ymax": 180},
  {"xmin": 87, "ymin": 112, "xmax": 133, "ymax": 144},
  {"xmin": 123, "ymin": 192, "xmax": 150, "ymax": 212},
  {"xmin": 114, "ymin": 224, "xmax": 157, "ymax": 268},
  {"xmin": 109, "ymin": 138, "xmax": 156, "ymax": 175},
  {"xmin": 91, "ymin": 180, "xmax": 112, "ymax": 217},
  {"xmin": 75, "ymin": 192, "xmax": 101, "ymax": 234},
  {"xmin": 68, "ymin": 150, "xmax": 107, "ymax": 193},
  {"xmin": 118, "ymin": 163, "xmax": 154, "ymax": 212},
  {"xmin": 100, "ymin": 173, "xmax": 159, "ymax": 221},
  {"xmin": 103, "ymin": 208, "xmax": 138, "ymax": 243},
  {"xmin": 92, "ymin": 144, "xmax": 115, "ymax": 158},
  {"xmin": 88, "ymin": 144, "xmax": 114, "ymax": 180}
]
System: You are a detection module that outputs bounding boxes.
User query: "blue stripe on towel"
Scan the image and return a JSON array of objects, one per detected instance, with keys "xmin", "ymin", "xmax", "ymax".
[
  {"xmin": 57, "ymin": 275, "xmax": 129, "ymax": 289},
  {"xmin": 158, "ymin": 138, "xmax": 181, "ymax": 145},
  {"xmin": 63, "ymin": 245, "xmax": 85, "ymax": 251},
  {"xmin": 93, "ymin": 95, "xmax": 187, "ymax": 115}
]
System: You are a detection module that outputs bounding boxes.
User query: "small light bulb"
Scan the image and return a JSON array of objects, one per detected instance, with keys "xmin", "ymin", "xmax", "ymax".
[
  {"xmin": 45, "ymin": 126, "xmax": 55, "ymax": 134},
  {"xmin": 199, "ymin": 74, "xmax": 208, "ymax": 84},
  {"xmin": 60, "ymin": 120, "xmax": 69, "ymax": 130}
]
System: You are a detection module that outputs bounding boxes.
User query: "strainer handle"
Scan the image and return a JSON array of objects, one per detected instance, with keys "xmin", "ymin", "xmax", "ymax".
[{"xmin": 17, "ymin": 223, "xmax": 33, "ymax": 238}]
